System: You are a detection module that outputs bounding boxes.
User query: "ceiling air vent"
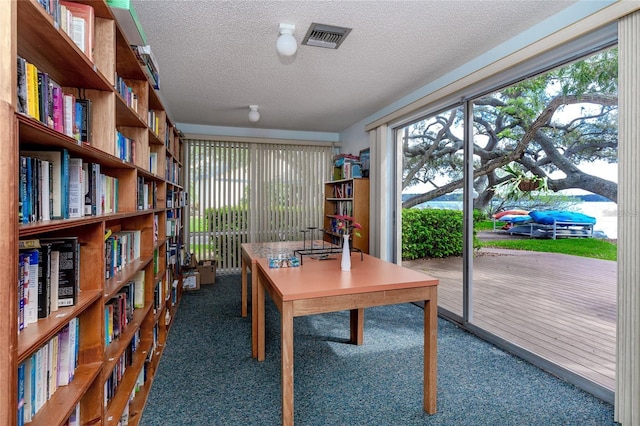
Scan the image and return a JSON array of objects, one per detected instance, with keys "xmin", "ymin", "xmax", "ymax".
[{"xmin": 302, "ymin": 23, "xmax": 352, "ymax": 49}]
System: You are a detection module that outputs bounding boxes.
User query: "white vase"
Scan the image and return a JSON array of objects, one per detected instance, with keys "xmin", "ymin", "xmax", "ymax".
[{"xmin": 341, "ymin": 234, "xmax": 351, "ymax": 271}]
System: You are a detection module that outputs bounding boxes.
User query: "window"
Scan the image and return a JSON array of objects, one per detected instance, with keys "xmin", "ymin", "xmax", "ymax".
[{"xmin": 186, "ymin": 139, "xmax": 333, "ymax": 272}]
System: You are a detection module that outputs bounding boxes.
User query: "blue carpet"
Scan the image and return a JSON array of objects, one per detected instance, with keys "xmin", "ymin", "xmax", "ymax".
[{"xmin": 139, "ymin": 274, "xmax": 616, "ymax": 425}]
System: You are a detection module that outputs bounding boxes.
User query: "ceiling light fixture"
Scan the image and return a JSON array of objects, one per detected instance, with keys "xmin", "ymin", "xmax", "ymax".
[
  {"xmin": 248, "ymin": 105, "xmax": 260, "ymax": 122},
  {"xmin": 276, "ymin": 23, "xmax": 297, "ymax": 57}
]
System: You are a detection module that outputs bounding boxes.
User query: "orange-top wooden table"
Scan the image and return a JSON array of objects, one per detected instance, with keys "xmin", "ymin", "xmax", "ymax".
[
  {"xmin": 241, "ymin": 240, "xmax": 335, "ymax": 358},
  {"xmin": 255, "ymin": 253, "xmax": 439, "ymax": 425}
]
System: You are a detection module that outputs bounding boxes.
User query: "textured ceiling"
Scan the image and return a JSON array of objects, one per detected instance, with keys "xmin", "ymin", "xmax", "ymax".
[{"xmin": 131, "ymin": 0, "xmax": 577, "ymax": 133}]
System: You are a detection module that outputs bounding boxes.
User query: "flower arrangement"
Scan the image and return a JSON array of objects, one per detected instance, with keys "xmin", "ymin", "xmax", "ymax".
[{"xmin": 335, "ymin": 215, "xmax": 362, "ymax": 237}]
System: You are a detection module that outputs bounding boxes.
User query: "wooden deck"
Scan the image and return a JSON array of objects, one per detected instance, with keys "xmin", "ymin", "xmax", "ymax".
[{"xmin": 403, "ymin": 246, "xmax": 616, "ymax": 393}]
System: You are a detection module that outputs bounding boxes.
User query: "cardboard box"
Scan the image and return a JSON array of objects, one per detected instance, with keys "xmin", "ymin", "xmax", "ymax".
[
  {"xmin": 197, "ymin": 259, "xmax": 217, "ymax": 285},
  {"xmin": 183, "ymin": 271, "xmax": 200, "ymax": 291}
]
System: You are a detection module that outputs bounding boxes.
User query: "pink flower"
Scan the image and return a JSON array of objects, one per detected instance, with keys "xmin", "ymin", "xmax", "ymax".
[{"xmin": 335, "ymin": 215, "xmax": 362, "ymax": 237}]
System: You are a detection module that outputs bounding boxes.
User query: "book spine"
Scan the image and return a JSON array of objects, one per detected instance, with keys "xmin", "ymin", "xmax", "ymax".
[
  {"xmin": 17, "ymin": 362, "xmax": 24, "ymax": 426},
  {"xmin": 17, "ymin": 57, "xmax": 28, "ymax": 114},
  {"xmin": 61, "ymin": 149, "xmax": 69, "ymax": 219},
  {"xmin": 23, "ymin": 249, "xmax": 39, "ymax": 325},
  {"xmin": 37, "ymin": 243, "xmax": 51, "ymax": 319},
  {"xmin": 19, "ymin": 156, "xmax": 27, "ymax": 224},
  {"xmin": 68, "ymin": 158, "xmax": 83, "ymax": 218},
  {"xmin": 63, "ymin": 94, "xmax": 75, "ymax": 139},
  {"xmin": 52, "ymin": 84, "xmax": 64, "ymax": 133},
  {"xmin": 18, "ymin": 254, "xmax": 25, "ymax": 332}
]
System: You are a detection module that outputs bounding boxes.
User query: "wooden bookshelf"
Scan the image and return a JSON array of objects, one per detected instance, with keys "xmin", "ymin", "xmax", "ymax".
[
  {"xmin": 0, "ymin": 1, "xmax": 186, "ymax": 425},
  {"xmin": 324, "ymin": 178, "xmax": 370, "ymax": 254}
]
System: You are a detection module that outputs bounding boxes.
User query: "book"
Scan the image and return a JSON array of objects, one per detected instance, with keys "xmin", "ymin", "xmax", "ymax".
[
  {"xmin": 17, "ymin": 56, "xmax": 28, "ymax": 114},
  {"xmin": 22, "ymin": 249, "xmax": 39, "ymax": 326},
  {"xmin": 76, "ymin": 98, "xmax": 91, "ymax": 143},
  {"xmin": 23, "ymin": 355, "xmax": 34, "ymax": 422},
  {"xmin": 68, "ymin": 158, "xmax": 83, "ymax": 218},
  {"xmin": 56, "ymin": 323, "xmax": 71, "ymax": 386},
  {"xmin": 82, "ymin": 162, "xmax": 99, "ymax": 216},
  {"xmin": 36, "ymin": 242, "xmax": 52, "ymax": 319},
  {"xmin": 73, "ymin": 101, "xmax": 82, "ymax": 141},
  {"xmin": 63, "ymin": 93, "xmax": 75, "ymax": 139},
  {"xmin": 40, "ymin": 237, "xmax": 79, "ymax": 308},
  {"xmin": 19, "ymin": 156, "xmax": 27, "ymax": 224},
  {"xmin": 17, "ymin": 362, "xmax": 24, "ymax": 426},
  {"xmin": 49, "ymin": 250, "xmax": 60, "ymax": 312},
  {"xmin": 18, "ymin": 253, "xmax": 25, "ymax": 332},
  {"xmin": 132, "ymin": 270, "xmax": 145, "ymax": 309},
  {"xmin": 25, "ymin": 62, "xmax": 39, "ymax": 120},
  {"xmin": 37, "ymin": 71, "xmax": 53, "ymax": 128},
  {"xmin": 60, "ymin": 1, "xmax": 94, "ymax": 62},
  {"xmin": 41, "ymin": 160, "xmax": 51, "ymax": 221},
  {"xmin": 51, "ymin": 81, "xmax": 64, "ymax": 133}
]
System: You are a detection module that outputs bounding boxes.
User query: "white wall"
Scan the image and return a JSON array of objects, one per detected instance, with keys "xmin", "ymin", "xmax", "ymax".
[{"xmin": 339, "ymin": 117, "xmax": 369, "ymax": 155}]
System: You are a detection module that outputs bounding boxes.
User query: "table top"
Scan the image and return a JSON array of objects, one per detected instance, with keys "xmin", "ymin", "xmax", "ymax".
[
  {"xmin": 241, "ymin": 240, "xmax": 334, "ymax": 261},
  {"xmin": 256, "ymin": 253, "xmax": 438, "ymax": 301}
]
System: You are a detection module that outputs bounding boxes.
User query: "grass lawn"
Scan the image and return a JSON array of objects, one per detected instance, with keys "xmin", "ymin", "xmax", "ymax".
[{"xmin": 476, "ymin": 220, "xmax": 617, "ymax": 261}]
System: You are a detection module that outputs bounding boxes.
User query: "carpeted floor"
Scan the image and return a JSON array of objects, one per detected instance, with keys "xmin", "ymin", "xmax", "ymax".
[{"xmin": 139, "ymin": 274, "xmax": 616, "ymax": 426}]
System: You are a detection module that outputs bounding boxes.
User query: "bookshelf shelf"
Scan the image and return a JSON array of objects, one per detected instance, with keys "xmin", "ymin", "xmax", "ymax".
[
  {"xmin": 16, "ymin": 290, "xmax": 102, "ymax": 362},
  {"xmin": 28, "ymin": 361, "xmax": 103, "ymax": 426},
  {"xmin": 3, "ymin": 1, "xmax": 187, "ymax": 424}
]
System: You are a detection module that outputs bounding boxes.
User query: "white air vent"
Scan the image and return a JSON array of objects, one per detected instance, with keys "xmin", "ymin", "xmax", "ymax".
[{"xmin": 302, "ymin": 23, "xmax": 352, "ymax": 49}]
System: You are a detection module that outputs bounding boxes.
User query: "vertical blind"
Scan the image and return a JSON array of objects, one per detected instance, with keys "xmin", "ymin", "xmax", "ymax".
[{"xmin": 185, "ymin": 138, "xmax": 333, "ymax": 272}]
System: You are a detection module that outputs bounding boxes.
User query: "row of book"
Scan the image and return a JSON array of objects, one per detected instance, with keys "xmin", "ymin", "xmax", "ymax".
[
  {"xmin": 104, "ymin": 229, "xmax": 142, "ymax": 281},
  {"xmin": 17, "ymin": 56, "xmax": 91, "ymax": 144},
  {"xmin": 17, "ymin": 318, "xmax": 79, "ymax": 424},
  {"xmin": 148, "ymin": 109, "xmax": 162, "ymax": 137},
  {"xmin": 118, "ymin": 360, "xmax": 148, "ymax": 426},
  {"xmin": 35, "ymin": 0, "xmax": 94, "ymax": 63},
  {"xmin": 137, "ymin": 178, "xmax": 158, "ymax": 211},
  {"xmin": 149, "ymin": 152, "xmax": 159, "ymax": 175},
  {"xmin": 166, "ymin": 160, "xmax": 182, "ymax": 185},
  {"xmin": 331, "ymin": 182, "xmax": 354, "ymax": 199},
  {"xmin": 115, "ymin": 131, "xmax": 136, "ymax": 164},
  {"xmin": 104, "ymin": 331, "xmax": 140, "ymax": 408},
  {"xmin": 105, "ymin": 274, "xmax": 144, "ymax": 346},
  {"xmin": 18, "ymin": 237, "xmax": 79, "ymax": 332},
  {"xmin": 115, "ymin": 74, "xmax": 140, "ymax": 113},
  {"xmin": 332, "ymin": 201, "xmax": 354, "ymax": 217},
  {"xmin": 19, "ymin": 150, "xmax": 119, "ymax": 224}
]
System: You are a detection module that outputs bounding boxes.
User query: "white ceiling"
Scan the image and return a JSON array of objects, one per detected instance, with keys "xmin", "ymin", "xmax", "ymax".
[{"xmin": 130, "ymin": 0, "xmax": 578, "ymax": 134}]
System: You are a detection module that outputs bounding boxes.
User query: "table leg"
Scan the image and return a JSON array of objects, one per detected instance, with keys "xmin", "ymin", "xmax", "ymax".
[
  {"xmin": 251, "ymin": 264, "xmax": 258, "ymax": 358},
  {"xmin": 241, "ymin": 257, "xmax": 248, "ymax": 318},
  {"xmin": 349, "ymin": 308, "xmax": 364, "ymax": 345},
  {"xmin": 257, "ymin": 271, "xmax": 266, "ymax": 362},
  {"xmin": 281, "ymin": 302, "xmax": 294, "ymax": 425},
  {"xmin": 423, "ymin": 288, "xmax": 438, "ymax": 414}
]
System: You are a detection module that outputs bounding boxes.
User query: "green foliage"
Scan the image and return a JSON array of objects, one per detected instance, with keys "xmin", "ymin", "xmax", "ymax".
[
  {"xmin": 473, "ymin": 208, "xmax": 487, "ymax": 223},
  {"xmin": 205, "ymin": 206, "xmax": 248, "ymax": 231},
  {"xmin": 402, "ymin": 209, "xmax": 464, "ymax": 260}
]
